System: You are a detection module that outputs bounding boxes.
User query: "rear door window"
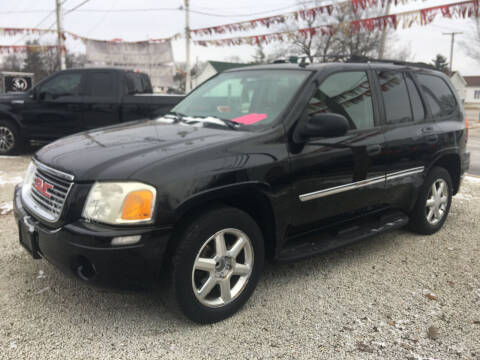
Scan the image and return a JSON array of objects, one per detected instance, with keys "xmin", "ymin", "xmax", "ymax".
[
  {"xmin": 416, "ymin": 74, "xmax": 457, "ymax": 117},
  {"xmin": 377, "ymin": 71, "xmax": 413, "ymax": 124},
  {"xmin": 405, "ymin": 74, "xmax": 425, "ymax": 122},
  {"xmin": 87, "ymin": 72, "xmax": 115, "ymax": 98},
  {"xmin": 308, "ymin": 71, "xmax": 375, "ymax": 130}
]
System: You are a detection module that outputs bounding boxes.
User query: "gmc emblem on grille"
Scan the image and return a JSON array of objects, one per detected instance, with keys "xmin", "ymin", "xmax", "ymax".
[{"xmin": 33, "ymin": 177, "xmax": 53, "ymax": 199}]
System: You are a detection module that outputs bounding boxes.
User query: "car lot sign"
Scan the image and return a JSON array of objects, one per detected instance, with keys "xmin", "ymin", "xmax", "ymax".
[{"xmin": 0, "ymin": 72, "xmax": 34, "ymax": 94}]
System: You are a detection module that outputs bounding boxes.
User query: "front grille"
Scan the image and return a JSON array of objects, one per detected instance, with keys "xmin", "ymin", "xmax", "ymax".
[{"xmin": 24, "ymin": 161, "xmax": 74, "ymax": 222}]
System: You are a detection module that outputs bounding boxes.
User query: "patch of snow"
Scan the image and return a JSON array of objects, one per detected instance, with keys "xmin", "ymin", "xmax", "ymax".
[
  {"xmin": 0, "ymin": 175, "xmax": 23, "ymax": 186},
  {"xmin": 465, "ymin": 175, "xmax": 480, "ymax": 184},
  {"xmin": 454, "ymin": 193, "xmax": 474, "ymax": 201},
  {"xmin": 9, "ymin": 341, "xmax": 17, "ymax": 349},
  {"xmin": 36, "ymin": 270, "xmax": 46, "ymax": 279},
  {"xmin": 409, "ymin": 354, "xmax": 439, "ymax": 360},
  {"xmin": 0, "ymin": 202, "xmax": 13, "ymax": 215}
]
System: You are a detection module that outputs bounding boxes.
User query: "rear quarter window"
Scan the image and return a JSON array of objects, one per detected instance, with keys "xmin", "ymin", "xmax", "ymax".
[{"xmin": 416, "ymin": 74, "xmax": 457, "ymax": 118}]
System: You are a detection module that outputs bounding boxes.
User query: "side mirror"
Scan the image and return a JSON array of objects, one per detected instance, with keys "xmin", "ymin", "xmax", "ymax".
[
  {"xmin": 30, "ymin": 87, "xmax": 38, "ymax": 100},
  {"xmin": 294, "ymin": 113, "xmax": 349, "ymax": 142}
]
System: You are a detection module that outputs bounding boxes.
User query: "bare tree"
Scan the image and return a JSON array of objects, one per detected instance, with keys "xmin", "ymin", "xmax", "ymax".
[
  {"xmin": 461, "ymin": 17, "xmax": 480, "ymax": 63},
  {"xmin": 278, "ymin": 0, "xmax": 335, "ymax": 62},
  {"xmin": 1, "ymin": 54, "xmax": 24, "ymax": 72},
  {"xmin": 327, "ymin": 2, "xmax": 383, "ymax": 61},
  {"xmin": 272, "ymin": 0, "xmax": 403, "ymax": 62}
]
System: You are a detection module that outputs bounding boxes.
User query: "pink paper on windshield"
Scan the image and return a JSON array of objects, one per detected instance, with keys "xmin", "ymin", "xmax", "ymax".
[{"xmin": 232, "ymin": 113, "xmax": 267, "ymax": 125}]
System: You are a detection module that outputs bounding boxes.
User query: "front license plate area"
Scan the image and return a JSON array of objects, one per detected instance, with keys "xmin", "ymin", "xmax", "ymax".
[{"xmin": 18, "ymin": 218, "xmax": 41, "ymax": 259}]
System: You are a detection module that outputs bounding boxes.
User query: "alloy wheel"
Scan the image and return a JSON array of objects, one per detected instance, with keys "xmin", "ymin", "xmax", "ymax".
[
  {"xmin": 0, "ymin": 126, "xmax": 15, "ymax": 152},
  {"xmin": 425, "ymin": 178, "xmax": 449, "ymax": 225},
  {"xmin": 192, "ymin": 228, "xmax": 254, "ymax": 308}
]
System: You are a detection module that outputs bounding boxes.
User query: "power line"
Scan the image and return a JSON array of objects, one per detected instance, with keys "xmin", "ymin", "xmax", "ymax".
[
  {"xmin": 12, "ymin": 10, "xmax": 55, "ymax": 44},
  {"xmin": 0, "ymin": 2, "xmax": 319, "ymax": 17},
  {"xmin": 64, "ymin": 0, "xmax": 91, "ymax": 15}
]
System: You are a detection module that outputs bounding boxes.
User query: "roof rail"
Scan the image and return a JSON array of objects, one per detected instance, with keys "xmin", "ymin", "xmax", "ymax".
[{"xmin": 347, "ymin": 55, "xmax": 437, "ymax": 71}]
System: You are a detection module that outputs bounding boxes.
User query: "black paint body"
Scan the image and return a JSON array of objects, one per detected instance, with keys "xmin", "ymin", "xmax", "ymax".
[
  {"xmin": 0, "ymin": 68, "xmax": 183, "ymax": 144},
  {"xmin": 14, "ymin": 63, "xmax": 470, "ymax": 287}
]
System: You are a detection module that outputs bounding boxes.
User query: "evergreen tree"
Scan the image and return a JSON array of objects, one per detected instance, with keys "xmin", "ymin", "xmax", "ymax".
[{"xmin": 431, "ymin": 54, "xmax": 449, "ymax": 74}]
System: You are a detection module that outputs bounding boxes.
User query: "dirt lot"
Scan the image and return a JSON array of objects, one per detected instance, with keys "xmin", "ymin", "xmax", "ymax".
[{"xmin": 1, "ymin": 155, "xmax": 479, "ymax": 359}]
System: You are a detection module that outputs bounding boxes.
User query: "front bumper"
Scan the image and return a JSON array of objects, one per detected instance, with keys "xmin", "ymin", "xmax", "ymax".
[{"xmin": 13, "ymin": 185, "xmax": 173, "ymax": 288}]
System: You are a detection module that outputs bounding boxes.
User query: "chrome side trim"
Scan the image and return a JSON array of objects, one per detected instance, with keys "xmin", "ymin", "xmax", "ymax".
[
  {"xmin": 33, "ymin": 158, "xmax": 75, "ymax": 181},
  {"xmin": 299, "ymin": 175, "xmax": 385, "ymax": 202},
  {"xmin": 298, "ymin": 166, "xmax": 425, "ymax": 202},
  {"xmin": 386, "ymin": 166, "xmax": 425, "ymax": 181}
]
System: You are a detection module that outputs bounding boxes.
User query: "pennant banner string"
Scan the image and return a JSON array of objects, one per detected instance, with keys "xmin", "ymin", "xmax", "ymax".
[
  {"xmin": 193, "ymin": 0, "xmax": 479, "ymax": 47},
  {"xmin": 0, "ymin": 27, "xmax": 180, "ymax": 44},
  {"xmin": 191, "ymin": 0, "xmax": 418, "ymax": 36}
]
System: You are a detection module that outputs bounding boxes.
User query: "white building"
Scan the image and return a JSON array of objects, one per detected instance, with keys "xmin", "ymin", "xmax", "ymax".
[
  {"xmin": 464, "ymin": 76, "xmax": 480, "ymax": 104},
  {"xmin": 450, "ymin": 73, "xmax": 480, "ymax": 124}
]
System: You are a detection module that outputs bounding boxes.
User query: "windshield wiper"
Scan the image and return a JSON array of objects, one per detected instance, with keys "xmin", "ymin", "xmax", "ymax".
[
  {"xmin": 165, "ymin": 111, "xmax": 186, "ymax": 122},
  {"xmin": 182, "ymin": 116, "xmax": 241, "ymax": 130}
]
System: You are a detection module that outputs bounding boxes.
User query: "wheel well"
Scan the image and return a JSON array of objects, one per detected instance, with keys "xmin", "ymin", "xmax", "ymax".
[
  {"xmin": 166, "ymin": 190, "xmax": 277, "ymax": 265},
  {"xmin": 221, "ymin": 192, "xmax": 276, "ymax": 261},
  {"xmin": 431, "ymin": 154, "xmax": 461, "ymax": 194}
]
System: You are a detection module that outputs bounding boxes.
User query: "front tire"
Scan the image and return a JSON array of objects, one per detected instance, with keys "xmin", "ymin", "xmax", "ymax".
[
  {"xmin": 170, "ymin": 207, "xmax": 264, "ymax": 324},
  {"xmin": 410, "ymin": 166, "xmax": 452, "ymax": 235},
  {"xmin": 0, "ymin": 120, "xmax": 23, "ymax": 155}
]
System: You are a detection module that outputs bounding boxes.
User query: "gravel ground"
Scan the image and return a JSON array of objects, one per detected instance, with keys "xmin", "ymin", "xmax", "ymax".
[{"xmin": 1, "ymin": 155, "xmax": 479, "ymax": 360}]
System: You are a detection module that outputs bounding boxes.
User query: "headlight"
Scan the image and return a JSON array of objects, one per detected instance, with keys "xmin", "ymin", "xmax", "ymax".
[
  {"xmin": 82, "ymin": 182, "xmax": 156, "ymax": 225},
  {"xmin": 21, "ymin": 162, "xmax": 36, "ymax": 199}
]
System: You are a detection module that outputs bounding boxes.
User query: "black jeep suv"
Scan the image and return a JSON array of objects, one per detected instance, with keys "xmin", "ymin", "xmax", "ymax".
[{"xmin": 14, "ymin": 62, "xmax": 470, "ymax": 323}]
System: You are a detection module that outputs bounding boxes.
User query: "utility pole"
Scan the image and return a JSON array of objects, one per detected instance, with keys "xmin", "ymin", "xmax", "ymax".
[
  {"xmin": 443, "ymin": 32, "xmax": 463, "ymax": 72},
  {"xmin": 184, "ymin": 0, "xmax": 191, "ymax": 93},
  {"xmin": 377, "ymin": 0, "xmax": 391, "ymax": 59},
  {"xmin": 55, "ymin": 0, "xmax": 66, "ymax": 70}
]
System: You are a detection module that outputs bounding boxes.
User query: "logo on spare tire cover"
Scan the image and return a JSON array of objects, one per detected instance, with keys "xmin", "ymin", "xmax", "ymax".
[
  {"xmin": 33, "ymin": 177, "xmax": 53, "ymax": 199},
  {"xmin": 12, "ymin": 77, "xmax": 28, "ymax": 91}
]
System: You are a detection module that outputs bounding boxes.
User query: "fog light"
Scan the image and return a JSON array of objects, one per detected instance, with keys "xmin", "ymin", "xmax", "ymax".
[{"xmin": 111, "ymin": 235, "xmax": 141, "ymax": 246}]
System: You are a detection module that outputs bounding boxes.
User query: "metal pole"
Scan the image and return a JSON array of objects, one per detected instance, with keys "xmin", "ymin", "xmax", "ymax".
[
  {"xmin": 378, "ymin": 0, "xmax": 391, "ymax": 59},
  {"xmin": 56, "ymin": 0, "xmax": 66, "ymax": 70},
  {"xmin": 442, "ymin": 32, "xmax": 463, "ymax": 72},
  {"xmin": 185, "ymin": 0, "xmax": 191, "ymax": 93}
]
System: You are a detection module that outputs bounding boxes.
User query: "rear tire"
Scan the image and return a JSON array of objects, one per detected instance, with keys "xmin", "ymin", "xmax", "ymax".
[
  {"xmin": 169, "ymin": 206, "xmax": 264, "ymax": 324},
  {"xmin": 0, "ymin": 120, "xmax": 23, "ymax": 155},
  {"xmin": 409, "ymin": 166, "xmax": 452, "ymax": 235}
]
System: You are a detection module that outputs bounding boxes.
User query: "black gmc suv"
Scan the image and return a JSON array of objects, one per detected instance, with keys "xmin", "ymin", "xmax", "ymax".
[
  {"xmin": 13, "ymin": 62, "xmax": 470, "ymax": 323},
  {"xmin": 0, "ymin": 68, "xmax": 183, "ymax": 154}
]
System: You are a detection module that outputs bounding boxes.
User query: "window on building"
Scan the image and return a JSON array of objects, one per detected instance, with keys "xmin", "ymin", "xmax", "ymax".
[{"xmin": 474, "ymin": 90, "xmax": 480, "ymax": 100}]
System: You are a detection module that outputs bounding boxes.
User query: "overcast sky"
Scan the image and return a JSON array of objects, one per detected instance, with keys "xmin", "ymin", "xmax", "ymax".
[{"xmin": 1, "ymin": 0, "xmax": 478, "ymax": 75}]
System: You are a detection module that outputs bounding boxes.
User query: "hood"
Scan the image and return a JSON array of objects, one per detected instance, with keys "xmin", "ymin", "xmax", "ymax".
[{"xmin": 35, "ymin": 118, "xmax": 249, "ymax": 182}]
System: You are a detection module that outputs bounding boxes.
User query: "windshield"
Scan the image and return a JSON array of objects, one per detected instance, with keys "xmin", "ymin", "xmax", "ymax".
[{"xmin": 172, "ymin": 70, "xmax": 311, "ymax": 129}]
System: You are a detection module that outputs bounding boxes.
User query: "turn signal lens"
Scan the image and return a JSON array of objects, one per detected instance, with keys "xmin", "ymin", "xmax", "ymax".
[{"xmin": 121, "ymin": 190, "xmax": 154, "ymax": 221}]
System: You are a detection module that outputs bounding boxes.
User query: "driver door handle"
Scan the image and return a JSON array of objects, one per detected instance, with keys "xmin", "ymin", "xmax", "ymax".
[{"xmin": 366, "ymin": 144, "xmax": 382, "ymax": 156}]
